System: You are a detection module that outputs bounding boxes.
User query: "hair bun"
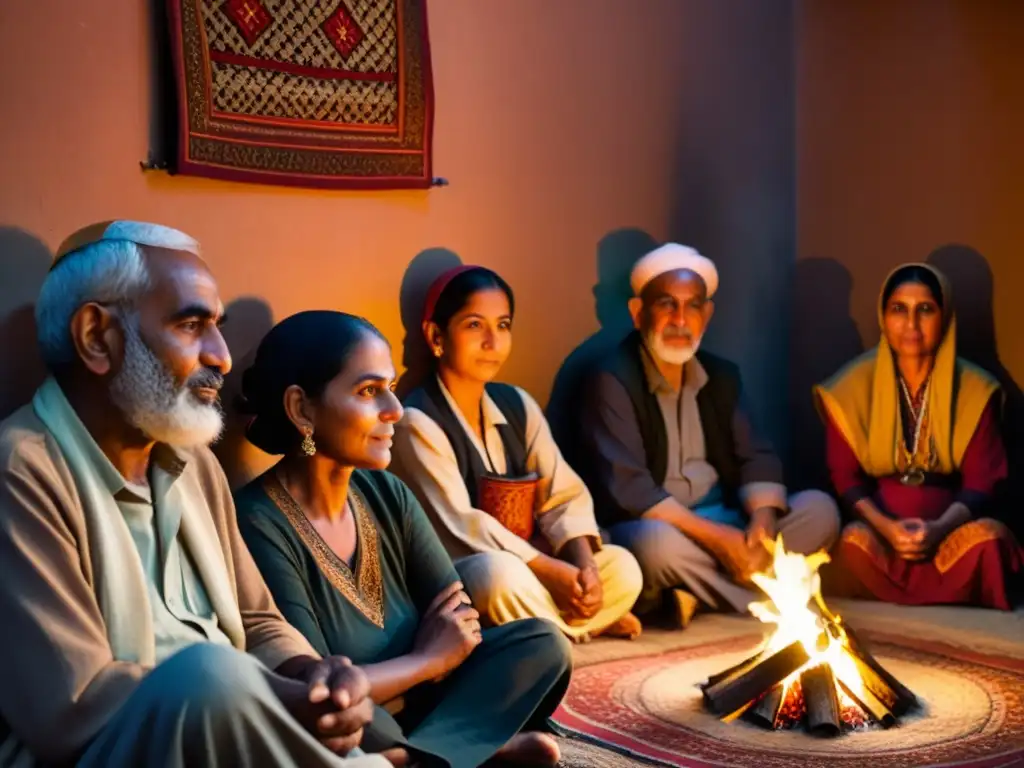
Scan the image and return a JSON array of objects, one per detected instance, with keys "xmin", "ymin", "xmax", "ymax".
[{"xmin": 236, "ymin": 358, "xmax": 291, "ymax": 453}]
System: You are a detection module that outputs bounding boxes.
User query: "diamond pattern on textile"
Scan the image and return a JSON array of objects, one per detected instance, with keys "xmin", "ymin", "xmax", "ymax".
[
  {"xmin": 203, "ymin": 0, "xmax": 395, "ymax": 73},
  {"xmin": 222, "ymin": 0, "xmax": 272, "ymax": 46},
  {"xmin": 211, "ymin": 62, "xmax": 398, "ymax": 125},
  {"xmin": 174, "ymin": 0, "xmax": 432, "ymax": 188},
  {"xmin": 203, "ymin": 0, "xmax": 250, "ymax": 53},
  {"xmin": 321, "ymin": 3, "xmax": 365, "ymax": 59}
]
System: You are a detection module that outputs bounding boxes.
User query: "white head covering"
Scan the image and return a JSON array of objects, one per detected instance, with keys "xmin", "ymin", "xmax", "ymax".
[
  {"xmin": 53, "ymin": 220, "xmax": 200, "ymax": 269},
  {"xmin": 630, "ymin": 242, "xmax": 719, "ymax": 298}
]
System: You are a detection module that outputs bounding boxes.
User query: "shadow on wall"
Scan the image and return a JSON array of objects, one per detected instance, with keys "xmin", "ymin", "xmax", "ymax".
[
  {"xmin": 665, "ymin": 0, "xmax": 795, "ymax": 456},
  {"xmin": 213, "ymin": 296, "xmax": 276, "ymax": 490},
  {"xmin": 546, "ymin": 227, "xmax": 657, "ymax": 470},
  {"xmin": 143, "ymin": 0, "xmax": 176, "ymax": 168},
  {"xmin": 787, "ymin": 258, "xmax": 864, "ymax": 492},
  {"xmin": 0, "ymin": 227, "xmax": 51, "ymax": 419},
  {"xmin": 394, "ymin": 247, "xmax": 463, "ymax": 400},
  {"xmin": 927, "ymin": 245, "xmax": 1024, "ymax": 537}
]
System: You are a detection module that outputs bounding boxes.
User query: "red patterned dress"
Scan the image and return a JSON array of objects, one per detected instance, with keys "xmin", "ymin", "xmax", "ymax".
[{"xmin": 824, "ymin": 398, "xmax": 1022, "ymax": 609}]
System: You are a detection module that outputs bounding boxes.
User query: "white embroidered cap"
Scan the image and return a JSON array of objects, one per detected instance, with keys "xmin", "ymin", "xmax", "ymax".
[{"xmin": 630, "ymin": 242, "xmax": 719, "ymax": 298}]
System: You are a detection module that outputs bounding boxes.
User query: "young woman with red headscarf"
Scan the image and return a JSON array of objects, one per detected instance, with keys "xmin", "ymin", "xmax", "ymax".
[{"xmin": 390, "ymin": 266, "xmax": 644, "ymax": 642}]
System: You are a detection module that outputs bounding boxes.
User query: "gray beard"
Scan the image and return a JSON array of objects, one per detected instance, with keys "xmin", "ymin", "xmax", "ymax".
[
  {"xmin": 645, "ymin": 329, "xmax": 700, "ymax": 366},
  {"xmin": 109, "ymin": 319, "xmax": 224, "ymax": 448}
]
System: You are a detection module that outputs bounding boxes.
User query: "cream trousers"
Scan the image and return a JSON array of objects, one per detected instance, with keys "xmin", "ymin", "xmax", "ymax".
[{"xmin": 456, "ymin": 545, "xmax": 643, "ymax": 640}]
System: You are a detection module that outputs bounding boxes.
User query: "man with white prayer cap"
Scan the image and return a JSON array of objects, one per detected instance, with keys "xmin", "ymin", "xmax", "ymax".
[
  {"xmin": 577, "ymin": 242, "xmax": 839, "ymax": 625},
  {"xmin": 0, "ymin": 220, "xmax": 405, "ymax": 767}
]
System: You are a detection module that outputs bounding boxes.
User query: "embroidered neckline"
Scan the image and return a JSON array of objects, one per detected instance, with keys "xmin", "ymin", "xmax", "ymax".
[{"xmin": 263, "ymin": 472, "xmax": 385, "ymax": 628}]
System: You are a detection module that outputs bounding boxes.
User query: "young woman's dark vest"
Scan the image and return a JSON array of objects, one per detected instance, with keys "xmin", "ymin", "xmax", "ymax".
[{"xmin": 403, "ymin": 377, "xmax": 529, "ymax": 507}]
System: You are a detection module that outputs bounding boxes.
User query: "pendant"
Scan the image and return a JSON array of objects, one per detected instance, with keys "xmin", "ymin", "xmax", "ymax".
[{"xmin": 900, "ymin": 469, "xmax": 925, "ymax": 486}]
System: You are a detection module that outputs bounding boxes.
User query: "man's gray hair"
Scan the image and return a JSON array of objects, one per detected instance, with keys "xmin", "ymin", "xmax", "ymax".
[{"xmin": 35, "ymin": 221, "xmax": 199, "ymax": 368}]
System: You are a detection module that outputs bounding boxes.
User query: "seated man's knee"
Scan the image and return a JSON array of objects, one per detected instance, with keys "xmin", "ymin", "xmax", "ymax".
[
  {"xmin": 611, "ymin": 519, "xmax": 684, "ymax": 577},
  {"xmin": 153, "ymin": 643, "xmax": 263, "ymax": 712},
  {"xmin": 789, "ymin": 489, "xmax": 842, "ymax": 549}
]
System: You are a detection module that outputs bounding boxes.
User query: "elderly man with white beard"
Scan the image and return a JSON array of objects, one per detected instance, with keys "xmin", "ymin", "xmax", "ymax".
[
  {"xmin": 0, "ymin": 221, "xmax": 402, "ymax": 768},
  {"xmin": 578, "ymin": 243, "xmax": 839, "ymax": 626}
]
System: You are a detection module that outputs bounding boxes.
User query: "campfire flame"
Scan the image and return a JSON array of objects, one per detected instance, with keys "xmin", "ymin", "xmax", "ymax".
[
  {"xmin": 747, "ymin": 536, "xmax": 865, "ymax": 700},
  {"xmin": 701, "ymin": 536, "xmax": 916, "ymax": 734}
]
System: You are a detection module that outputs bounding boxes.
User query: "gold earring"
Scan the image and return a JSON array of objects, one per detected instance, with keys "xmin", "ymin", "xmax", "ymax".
[
  {"xmin": 433, "ymin": 346, "xmax": 443, "ymax": 357},
  {"xmin": 301, "ymin": 430, "xmax": 316, "ymax": 457}
]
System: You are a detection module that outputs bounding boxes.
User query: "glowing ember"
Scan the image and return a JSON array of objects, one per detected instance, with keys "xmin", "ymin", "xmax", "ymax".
[{"xmin": 701, "ymin": 536, "xmax": 918, "ymax": 736}]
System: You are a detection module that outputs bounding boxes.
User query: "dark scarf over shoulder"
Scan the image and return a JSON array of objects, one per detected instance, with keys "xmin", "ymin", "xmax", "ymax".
[{"xmin": 403, "ymin": 376, "xmax": 528, "ymax": 507}]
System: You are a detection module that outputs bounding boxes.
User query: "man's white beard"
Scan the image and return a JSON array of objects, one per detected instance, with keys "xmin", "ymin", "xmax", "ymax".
[
  {"xmin": 109, "ymin": 320, "xmax": 224, "ymax": 448},
  {"xmin": 645, "ymin": 329, "xmax": 701, "ymax": 366}
]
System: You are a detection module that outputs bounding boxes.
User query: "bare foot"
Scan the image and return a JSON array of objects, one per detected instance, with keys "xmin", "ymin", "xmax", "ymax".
[
  {"xmin": 595, "ymin": 611, "xmax": 642, "ymax": 640},
  {"xmin": 492, "ymin": 732, "xmax": 561, "ymax": 765}
]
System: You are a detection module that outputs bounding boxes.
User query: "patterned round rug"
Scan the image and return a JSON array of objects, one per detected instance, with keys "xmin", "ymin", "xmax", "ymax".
[{"xmin": 552, "ymin": 632, "xmax": 1024, "ymax": 767}]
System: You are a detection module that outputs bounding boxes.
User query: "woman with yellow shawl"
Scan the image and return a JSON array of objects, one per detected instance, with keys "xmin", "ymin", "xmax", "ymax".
[{"xmin": 816, "ymin": 264, "xmax": 1022, "ymax": 609}]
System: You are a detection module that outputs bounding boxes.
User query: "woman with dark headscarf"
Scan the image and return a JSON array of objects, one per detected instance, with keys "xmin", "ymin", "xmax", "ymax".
[
  {"xmin": 389, "ymin": 266, "xmax": 643, "ymax": 642},
  {"xmin": 233, "ymin": 311, "xmax": 570, "ymax": 767},
  {"xmin": 816, "ymin": 264, "xmax": 1022, "ymax": 608}
]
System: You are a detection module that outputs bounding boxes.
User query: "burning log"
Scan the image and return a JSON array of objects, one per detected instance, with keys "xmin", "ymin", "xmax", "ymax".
[
  {"xmin": 838, "ymin": 646, "xmax": 906, "ymax": 716},
  {"xmin": 700, "ymin": 536, "xmax": 918, "ymax": 737},
  {"xmin": 746, "ymin": 686, "xmax": 783, "ymax": 729},
  {"xmin": 704, "ymin": 651, "xmax": 767, "ymax": 689},
  {"xmin": 703, "ymin": 640, "xmax": 810, "ymax": 717},
  {"xmin": 801, "ymin": 664, "xmax": 841, "ymax": 736},
  {"xmin": 836, "ymin": 675, "xmax": 896, "ymax": 728},
  {"xmin": 844, "ymin": 627, "xmax": 918, "ymax": 715}
]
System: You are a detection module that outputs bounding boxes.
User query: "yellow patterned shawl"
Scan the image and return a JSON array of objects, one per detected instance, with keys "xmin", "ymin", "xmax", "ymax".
[{"xmin": 814, "ymin": 263, "xmax": 998, "ymax": 478}]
